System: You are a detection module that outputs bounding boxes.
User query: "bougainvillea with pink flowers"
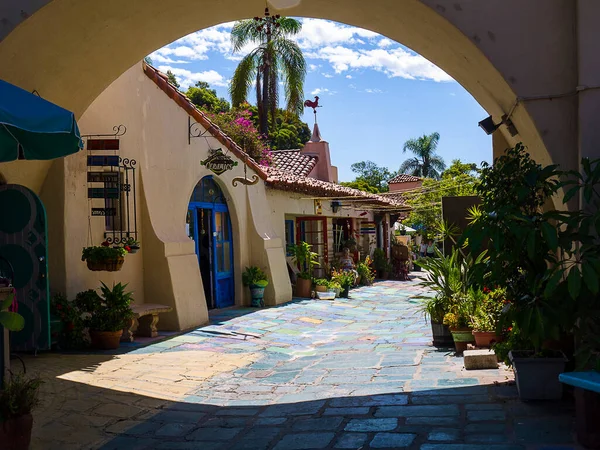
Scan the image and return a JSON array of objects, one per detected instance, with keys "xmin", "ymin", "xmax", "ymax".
[{"xmin": 206, "ymin": 104, "xmax": 273, "ymax": 166}]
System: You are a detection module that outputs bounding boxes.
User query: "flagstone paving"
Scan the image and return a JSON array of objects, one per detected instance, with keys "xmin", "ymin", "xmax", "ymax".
[{"xmin": 19, "ymin": 280, "xmax": 580, "ymax": 449}]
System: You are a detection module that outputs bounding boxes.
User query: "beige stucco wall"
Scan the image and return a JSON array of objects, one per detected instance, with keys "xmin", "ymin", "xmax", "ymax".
[{"xmin": 47, "ymin": 63, "xmax": 291, "ymax": 330}]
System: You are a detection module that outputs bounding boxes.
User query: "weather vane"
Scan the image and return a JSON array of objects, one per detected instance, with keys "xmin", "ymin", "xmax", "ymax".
[{"xmin": 304, "ymin": 96, "xmax": 321, "ymax": 123}]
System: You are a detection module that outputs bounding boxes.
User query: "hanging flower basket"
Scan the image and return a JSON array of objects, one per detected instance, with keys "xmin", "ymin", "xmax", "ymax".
[
  {"xmin": 82, "ymin": 243, "xmax": 127, "ymax": 272},
  {"xmin": 86, "ymin": 257, "xmax": 125, "ymax": 272}
]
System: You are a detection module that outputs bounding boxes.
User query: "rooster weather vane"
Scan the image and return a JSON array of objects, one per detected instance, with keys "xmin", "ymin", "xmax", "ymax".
[{"xmin": 304, "ymin": 96, "xmax": 322, "ymax": 123}]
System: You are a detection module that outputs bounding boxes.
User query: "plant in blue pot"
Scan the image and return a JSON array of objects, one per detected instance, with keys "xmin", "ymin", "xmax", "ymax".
[{"xmin": 242, "ymin": 266, "xmax": 269, "ymax": 308}]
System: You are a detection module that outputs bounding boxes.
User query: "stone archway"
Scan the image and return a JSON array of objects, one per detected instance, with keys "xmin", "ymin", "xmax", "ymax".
[{"xmin": 1, "ymin": 0, "xmax": 583, "ymax": 179}]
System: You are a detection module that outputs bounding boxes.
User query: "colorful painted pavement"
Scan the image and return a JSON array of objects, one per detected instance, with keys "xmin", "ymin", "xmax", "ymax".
[{"xmin": 22, "ymin": 280, "xmax": 580, "ymax": 449}]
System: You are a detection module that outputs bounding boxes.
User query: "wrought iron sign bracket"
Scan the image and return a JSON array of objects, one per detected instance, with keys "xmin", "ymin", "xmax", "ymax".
[
  {"xmin": 189, "ymin": 116, "xmax": 216, "ymax": 145},
  {"xmin": 81, "ymin": 124, "xmax": 127, "ymax": 140},
  {"xmin": 232, "ymin": 159, "xmax": 260, "ymax": 187}
]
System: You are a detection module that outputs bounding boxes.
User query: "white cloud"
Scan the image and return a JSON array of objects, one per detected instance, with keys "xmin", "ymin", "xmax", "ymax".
[
  {"xmin": 449, "ymin": 92, "xmax": 456, "ymax": 96},
  {"xmin": 306, "ymin": 46, "xmax": 452, "ymax": 82},
  {"xmin": 365, "ymin": 88, "xmax": 384, "ymax": 94},
  {"xmin": 157, "ymin": 66, "xmax": 228, "ymax": 89},
  {"xmin": 311, "ymin": 87, "xmax": 335, "ymax": 96},
  {"xmin": 152, "ymin": 18, "xmax": 453, "ymax": 85},
  {"xmin": 296, "ymin": 18, "xmax": 378, "ymax": 49},
  {"xmin": 378, "ymin": 38, "xmax": 394, "ymax": 48}
]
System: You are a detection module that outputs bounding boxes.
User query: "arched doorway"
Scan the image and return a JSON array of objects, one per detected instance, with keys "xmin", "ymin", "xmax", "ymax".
[{"xmin": 186, "ymin": 176, "xmax": 234, "ymax": 310}]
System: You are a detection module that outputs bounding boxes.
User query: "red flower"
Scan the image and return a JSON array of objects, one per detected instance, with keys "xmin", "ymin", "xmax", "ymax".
[
  {"xmin": 507, "ymin": 326, "xmax": 513, "ymax": 332},
  {"xmin": 101, "ymin": 241, "xmax": 110, "ymax": 247},
  {"xmin": 124, "ymin": 246, "xmax": 131, "ymax": 252},
  {"xmin": 483, "ymin": 287, "xmax": 490, "ymax": 293}
]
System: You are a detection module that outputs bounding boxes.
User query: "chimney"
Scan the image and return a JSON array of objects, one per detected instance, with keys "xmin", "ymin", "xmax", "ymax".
[{"xmin": 302, "ymin": 123, "xmax": 334, "ymax": 182}]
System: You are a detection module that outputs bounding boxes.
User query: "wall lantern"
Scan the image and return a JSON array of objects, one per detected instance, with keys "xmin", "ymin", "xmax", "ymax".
[
  {"xmin": 331, "ymin": 200, "xmax": 342, "ymax": 213},
  {"xmin": 478, "ymin": 114, "xmax": 519, "ymax": 137}
]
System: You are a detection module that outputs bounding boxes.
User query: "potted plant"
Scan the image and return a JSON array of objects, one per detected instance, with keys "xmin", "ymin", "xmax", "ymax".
[
  {"xmin": 291, "ymin": 242, "xmax": 320, "ymax": 298},
  {"xmin": 372, "ymin": 248, "xmax": 389, "ymax": 278},
  {"xmin": 76, "ymin": 283, "xmax": 134, "ymax": 349},
  {"xmin": 50, "ymin": 293, "xmax": 89, "ymax": 350},
  {"xmin": 443, "ymin": 290, "xmax": 477, "ymax": 354},
  {"xmin": 124, "ymin": 237, "xmax": 140, "ymax": 254},
  {"xmin": 356, "ymin": 256, "xmax": 375, "ymax": 286},
  {"xmin": 81, "ymin": 241, "xmax": 128, "ymax": 272},
  {"xmin": 0, "ymin": 373, "xmax": 43, "ymax": 450},
  {"xmin": 242, "ymin": 266, "xmax": 269, "ymax": 307},
  {"xmin": 470, "ymin": 287, "xmax": 505, "ymax": 347},
  {"xmin": 331, "ymin": 270, "xmax": 355, "ymax": 298},
  {"xmin": 328, "ymin": 281, "xmax": 342, "ymax": 298},
  {"xmin": 463, "ymin": 144, "xmax": 569, "ymax": 400},
  {"xmin": 314, "ymin": 279, "xmax": 329, "ymax": 293}
]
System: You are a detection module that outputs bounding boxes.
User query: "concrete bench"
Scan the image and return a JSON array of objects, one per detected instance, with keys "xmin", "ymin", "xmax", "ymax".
[
  {"xmin": 121, "ymin": 303, "xmax": 173, "ymax": 342},
  {"xmin": 559, "ymin": 371, "xmax": 600, "ymax": 448}
]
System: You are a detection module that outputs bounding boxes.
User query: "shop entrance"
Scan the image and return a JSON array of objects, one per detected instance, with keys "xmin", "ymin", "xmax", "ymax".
[{"xmin": 187, "ymin": 177, "xmax": 234, "ymax": 310}]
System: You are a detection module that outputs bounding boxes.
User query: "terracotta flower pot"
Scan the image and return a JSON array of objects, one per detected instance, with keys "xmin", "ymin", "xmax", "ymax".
[
  {"xmin": 90, "ymin": 330, "xmax": 123, "ymax": 350},
  {"xmin": 450, "ymin": 328, "xmax": 474, "ymax": 354},
  {"xmin": 0, "ymin": 413, "xmax": 33, "ymax": 450},
  {"xmin": 472, "ymin": 331, "xmax": 501, "ymax": 348},
  {"xmin": 315, "ymin": 285, "xmax": 328, "ymax": 293},
  {"xmin": 295, "ymin": 278, "xmax": 312, "ymax": 298}
]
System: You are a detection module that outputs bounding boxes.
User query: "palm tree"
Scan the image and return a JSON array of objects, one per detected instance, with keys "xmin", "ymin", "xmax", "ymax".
[
  {"xmin": 230, "ymin": 13, "xmax": 306, "ymax": 136},
  {"xmin": 399, "ymin": 132, "xmax": 446, "ymax": 179}
]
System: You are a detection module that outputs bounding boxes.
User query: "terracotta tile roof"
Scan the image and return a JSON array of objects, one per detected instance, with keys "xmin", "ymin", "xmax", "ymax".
[
  {"xmin": 271, "ymin": 150, "xmax": 317, "ymax": 177},
  {"xmin": 260, "ymin": 165, "xmax": 406, "ymax": 208},
  {"xmin": 389, "ymin": 173, "xmax": 422, "ymax": 184},
  {"xmin": 142, "ymin": 61, "xmax": 267, "ymax": 181}
]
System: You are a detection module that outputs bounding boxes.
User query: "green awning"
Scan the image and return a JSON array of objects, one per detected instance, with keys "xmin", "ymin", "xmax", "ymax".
[{"xmin": 0, "ymin": 79, "xmax": 83, "ymax": 162}]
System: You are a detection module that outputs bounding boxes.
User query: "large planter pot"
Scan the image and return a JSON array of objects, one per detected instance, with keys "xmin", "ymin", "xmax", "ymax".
[
  {"xmin": 509, "ymin": 350, "xmax": 567, "ymax": 400},
  {"xmin": 431, "ymin": 321, "xmax": 454, "ymax": 347},
  {"xmin": 90, "ymin": 330, "xmax": 123, "ymax": 350},
  {"xmin": 0, "ymin": 413, "xmax": 33, "ymax": 450},
  {"xmin": 472, "ymin": 331, "xmax": 501, "ymax": 348},
  {"xmin": 315, "ymin": 285, "xmax": 328, "ymax": 293},
  {"xmin": 295, "ymin": 278, "xmax": 312, "ymax": 298},
  {"xmin": 340, "ymin": 287, "xmax": 350, "ymax": 298},
  {"xmin": 86, "ymin": 257, "xmax": 124, "ymax": 272},
  {"xmin": 250, "ymin": 284, "xmax": 266, "ymax": 308},
  {"xmin": 450, "ymin": 328, "xmax": 475, "ymax": 354}
]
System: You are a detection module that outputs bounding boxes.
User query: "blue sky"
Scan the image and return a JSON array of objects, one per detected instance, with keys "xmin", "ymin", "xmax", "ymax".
[{"xmin": 150, "ymin": 19, "xmax": 491, "ymax": 182}]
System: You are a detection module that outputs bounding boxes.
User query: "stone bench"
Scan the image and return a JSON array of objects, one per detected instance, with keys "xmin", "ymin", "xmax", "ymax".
[
  {"xmin": 121, "ymin": 303, "xmax": 173, "ymax": 342},
  {"xmin": 559, "ymin": 371, "xmax": 600, "ymax": 448}
]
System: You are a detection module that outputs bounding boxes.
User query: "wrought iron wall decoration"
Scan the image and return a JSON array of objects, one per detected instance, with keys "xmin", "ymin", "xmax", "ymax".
[
  {"xmin": 232, "ymin": 161, "xmax": 260, "ymax": 187},
  {"xmin": 84, "ymin": 125, "xmax": 138, "ymax": 246},
  {"xmin": 189, "ymin": 116, "xmax": 217, "ymax": 145}
]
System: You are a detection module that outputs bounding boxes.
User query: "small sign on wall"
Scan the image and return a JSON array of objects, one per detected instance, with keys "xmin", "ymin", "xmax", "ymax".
[
  {"xmin": 201, "ymin": 148, "xmax": 238, "ymax": 175},
  {"xmin": 314, "ymin": 200, "xmax": 323, "ymax": 215}
]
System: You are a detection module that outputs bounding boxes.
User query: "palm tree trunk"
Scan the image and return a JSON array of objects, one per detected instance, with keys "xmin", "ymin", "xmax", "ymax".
[
  {"xmin": 256, "ymin": 71, "xmax": 263, "ymax": 131},
  {"xmin": 260, "ymin": 33, "xmax": 271, "ymax": 136}
]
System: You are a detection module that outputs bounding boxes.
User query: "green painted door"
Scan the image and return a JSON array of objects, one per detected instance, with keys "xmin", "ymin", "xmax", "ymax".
[{"xmin": 0, "ymin": 184, "xmax": 50, "ymax": 352}]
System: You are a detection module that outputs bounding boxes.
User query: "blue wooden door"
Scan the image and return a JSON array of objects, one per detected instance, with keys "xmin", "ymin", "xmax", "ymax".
[{"xmin": 212, "ymin": 207, "xmax": 234, "ymax": 308}]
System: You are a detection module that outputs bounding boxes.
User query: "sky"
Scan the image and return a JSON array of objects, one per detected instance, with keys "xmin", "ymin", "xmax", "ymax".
[{"xmin": 149, "ymin": 18, "xmax": 491, "ymax": 182}]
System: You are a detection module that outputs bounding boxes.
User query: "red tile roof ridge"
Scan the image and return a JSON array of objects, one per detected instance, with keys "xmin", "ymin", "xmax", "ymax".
[
  {"xmin": 389, "ymin": 173, "xmax": 422, "ymax": 183},
  {"xmin": 142, "ymin": 61, "xmax": 267, "ymax": 181}
]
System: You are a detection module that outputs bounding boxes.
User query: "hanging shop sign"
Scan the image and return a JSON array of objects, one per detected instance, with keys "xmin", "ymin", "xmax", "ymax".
[
  {"xmin": 201, "ymin": 149, "xmax": 238, "ymax": 175},
  {"xmin": 91, "ymin": 208, "xmax": 117, "ymax": 217}
]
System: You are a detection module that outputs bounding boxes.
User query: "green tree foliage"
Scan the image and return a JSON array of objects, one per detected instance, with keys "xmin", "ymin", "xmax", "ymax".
[
  {"xmin": 339, "ymin": 179, "xmax": 381, "ymax": 194},
  {"xmin": 166, "ymin": 70, "xmax": 180, "ymax": 89},
  {"xmin": 399, "ymin": 132, "xmax": 446, "ymax": 179},
  {"xmin": 341, "ymin": 161, "xmax": 397, "ymax": 193},
  {"xmin": 186, "ymin": 81, "xmax": 230, "ymax": 113},
  {"xmin": 269, "ymin": 112, "xmax": 311, "ymax": 150},
  {"xmin": 404, "ymin": 159, "xmax": 479, "ymax": 238},
  {"xmin": 230, "ymin": 16, "xmax": 306, "ymax": 135}
]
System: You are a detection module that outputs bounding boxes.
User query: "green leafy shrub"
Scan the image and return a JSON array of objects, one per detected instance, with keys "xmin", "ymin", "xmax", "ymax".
[
  {"xmin": 81, "ymin": 244, "xmax": 127, "ymax": 263},
  {"xmin": 332, "ymin": 269, "xmax": 355, "ymax": 291},
  {"xmin": 357, "ymin": 256, "xmax": 375, "ymax": 286},
  {"xmin": 0, "ymin": 373, "xmax": 43, "ymax": 421},
  {"xmin": 470, "ymin": 287, "xmax": 506, "ymax": 332},
  {"xmin": 314, "ymin": 278, "xmax": 329, "ymax": 287},
  {"xmin": 291, "ymin": 241, "xmax": 320, "ymax": 280},
  {"xmin": 242, "ymin": 266, "xmax": 268, "ymax": 286},
  {"xmin": 51, "ymin": 293, "xmax": 89, "ymax": 349},
  {"xmin": 77, "ymin": 283, "xmax": 134, "ymax": 332},
  {"xmin": 0, "ymin": 291, "xmax": 24, "ymax": 332}
]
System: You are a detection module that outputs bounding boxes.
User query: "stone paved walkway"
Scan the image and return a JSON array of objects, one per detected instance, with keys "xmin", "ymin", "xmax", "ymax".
[{"xmin": 20, "ymin": 280, "xmax": 580, "ymax": 449}]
